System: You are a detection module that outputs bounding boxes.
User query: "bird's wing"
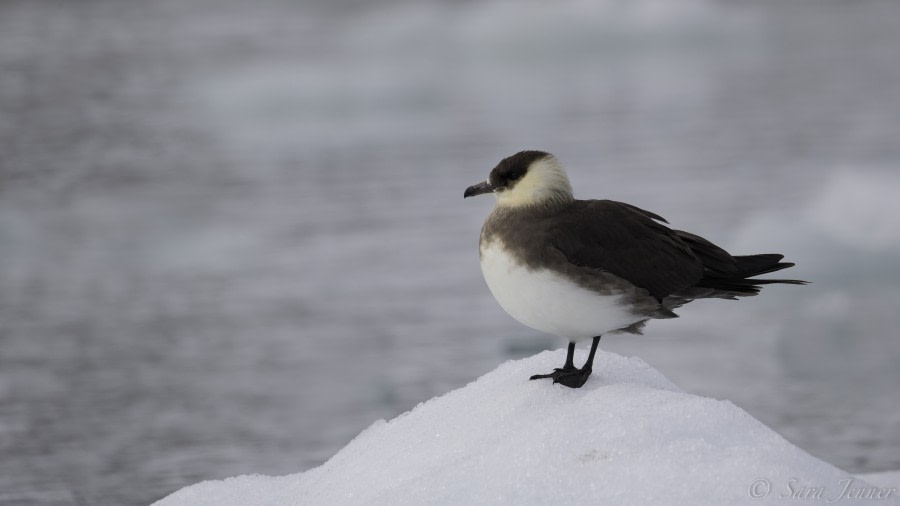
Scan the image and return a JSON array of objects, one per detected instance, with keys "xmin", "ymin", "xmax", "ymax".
[{"xmin": 542, "ymin": 200, "xmax": 705, "ymax": 301}]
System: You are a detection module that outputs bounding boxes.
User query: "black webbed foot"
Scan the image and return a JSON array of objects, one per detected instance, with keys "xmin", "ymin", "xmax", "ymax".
[
  {"xmin": 529, "ymin": 365, "xmax": 573, "ymax": 380},
  {"xmin": 529, "ymin": 367, "xmax": 592, "ymax": 388},
  {"xmin": 529, "ymin": 336, "xmax": 602, "ymax": 389}
]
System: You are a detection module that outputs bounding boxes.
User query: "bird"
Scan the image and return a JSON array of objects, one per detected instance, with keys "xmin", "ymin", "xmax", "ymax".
[{"xmin": 464, "ymin": 150, "xmax": 807, "ymax": 388}]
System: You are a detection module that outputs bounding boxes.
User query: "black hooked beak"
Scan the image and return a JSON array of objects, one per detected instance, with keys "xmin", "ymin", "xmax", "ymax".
[{"xmin": 464, "ymin": 180, "xmax": 495, "ymax": 198}]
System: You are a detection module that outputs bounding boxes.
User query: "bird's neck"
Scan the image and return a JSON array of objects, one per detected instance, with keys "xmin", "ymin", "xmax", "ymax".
[
  {"xmin": 487, "ymin": 199, "xmax": 572, "ymax": 229},
  {"xmin": 494, "ymin": 189, "xmax": 574, "ymax": 211}
]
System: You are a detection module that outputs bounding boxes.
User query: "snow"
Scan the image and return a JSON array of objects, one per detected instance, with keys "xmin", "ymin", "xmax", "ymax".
[{"xmin": 154, "ymin": 350, "xmax": 898, "ymax": 506}]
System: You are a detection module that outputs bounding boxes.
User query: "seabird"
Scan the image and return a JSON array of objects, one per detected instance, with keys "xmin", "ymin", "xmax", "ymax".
[{"xmin": 464, "ymin": 150, "xmax": 806, "ymax": 388}]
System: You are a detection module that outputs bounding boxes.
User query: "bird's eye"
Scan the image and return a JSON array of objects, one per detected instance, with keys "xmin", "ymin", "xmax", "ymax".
[{"xmin": 508, "ymin": 172, "xmax": 522, "ymax": 181}]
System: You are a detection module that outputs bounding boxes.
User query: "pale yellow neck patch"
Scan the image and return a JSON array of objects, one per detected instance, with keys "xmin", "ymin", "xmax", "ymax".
[{"xmin": 494, "ymin": 156, "xmax": 575, "ymax": 209}]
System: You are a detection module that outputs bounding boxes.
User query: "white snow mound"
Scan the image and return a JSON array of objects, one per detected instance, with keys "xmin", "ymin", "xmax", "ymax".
[{"xmin": 155, "ymin": 350, "xmax": 899, "ymax": 505}]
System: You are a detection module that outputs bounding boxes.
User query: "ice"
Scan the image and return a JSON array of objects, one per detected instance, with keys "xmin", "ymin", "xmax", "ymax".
[{"xmin": 154, "ymin": 350, "xmax": 897, "ymax": 506}]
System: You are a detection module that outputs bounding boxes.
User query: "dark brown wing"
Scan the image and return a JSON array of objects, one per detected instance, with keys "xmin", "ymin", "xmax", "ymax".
[{"xmin": 543, "ymin": 200, "xmax": 705, "ymax": 301}]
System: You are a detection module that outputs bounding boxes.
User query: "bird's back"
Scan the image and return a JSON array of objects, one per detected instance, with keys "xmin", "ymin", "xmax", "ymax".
[{"xmin": 482, "ymin": 199, "xmax": 804, "ymax": 306}]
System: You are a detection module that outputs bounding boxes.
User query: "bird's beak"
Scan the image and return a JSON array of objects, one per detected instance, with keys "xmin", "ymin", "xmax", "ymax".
[{"xmin": 464, "ymin": 180, "xmax": 495, "ymax": 198}]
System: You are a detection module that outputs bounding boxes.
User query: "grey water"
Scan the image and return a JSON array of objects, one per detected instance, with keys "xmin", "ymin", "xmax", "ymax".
[{"xmin": 1, "ymin": 0, "xmax": 899, "ymax": 504}]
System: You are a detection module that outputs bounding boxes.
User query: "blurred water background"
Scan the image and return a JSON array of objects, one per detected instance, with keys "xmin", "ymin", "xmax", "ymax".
[{"xmin": 2, "ymin": 0, "xmax": 899, "ymax": 504}]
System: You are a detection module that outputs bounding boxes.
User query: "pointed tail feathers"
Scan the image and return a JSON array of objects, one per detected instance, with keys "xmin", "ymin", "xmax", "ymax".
[{"xmin": 697, "ymin": 253, "xmax": 808, "ymax": 296}]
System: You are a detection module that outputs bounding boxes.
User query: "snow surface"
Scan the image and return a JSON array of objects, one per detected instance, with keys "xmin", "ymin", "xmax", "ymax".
[{"xmin": 155, "ymin": 350, "xmax": 898, "ymax": 506}]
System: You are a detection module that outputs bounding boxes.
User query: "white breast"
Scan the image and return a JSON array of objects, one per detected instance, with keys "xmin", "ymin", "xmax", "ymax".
[{"xmin": 479, "ymin": 240, "xmax": 641, "ymax": 342}]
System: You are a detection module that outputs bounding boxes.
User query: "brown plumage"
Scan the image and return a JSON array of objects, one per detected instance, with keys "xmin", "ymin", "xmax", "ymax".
[{"xmin": 465, "ymin": 150, "xmax": 807, "ymax": 388}]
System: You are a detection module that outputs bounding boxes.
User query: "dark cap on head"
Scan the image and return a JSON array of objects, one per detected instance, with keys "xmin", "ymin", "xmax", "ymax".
[
  {"xmin": 489, "ymin": 151, "xmax": 551, "ymax": 189},
  {"xmin": 464, "ymin": 150, "xmax": 551, "ymax": 198}
]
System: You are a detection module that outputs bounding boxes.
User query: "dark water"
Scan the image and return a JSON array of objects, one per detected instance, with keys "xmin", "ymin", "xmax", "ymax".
[{"xmin": 1, "ymin": 0, "xmax": 899, "ymax": 504}]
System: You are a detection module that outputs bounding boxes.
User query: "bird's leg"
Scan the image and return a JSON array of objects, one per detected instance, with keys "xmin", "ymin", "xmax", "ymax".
[
  {"xmin": 562, "ymin": 341, "xmax": 576, "ymax": 370},
  {"xmin": 529, "ymin": 342, "xmax": 576, "ymax": 380},
  {"xmin": 529, "ymin": 336, "xmax": 601, "ymax": 389}
]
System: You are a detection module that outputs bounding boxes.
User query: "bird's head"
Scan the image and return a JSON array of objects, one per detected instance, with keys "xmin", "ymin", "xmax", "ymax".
[{"xmin": 464, "ymin": 151, "xmax": 574, "ymax": 208}]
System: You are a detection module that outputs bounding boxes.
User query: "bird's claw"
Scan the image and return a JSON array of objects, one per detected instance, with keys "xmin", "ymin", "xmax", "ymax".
[{"xmin": 529, "ymin": 367, "xmax": 592, "ymax": 388}]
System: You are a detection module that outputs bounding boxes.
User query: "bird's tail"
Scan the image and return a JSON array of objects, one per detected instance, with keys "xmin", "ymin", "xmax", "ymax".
[
  {"xmin": 697, "ymin": 253, "xmax": 808, "ymax": 296},
  {"xmin": 660, "ymin": 231, "xmax": 808, "ymax": 307}
]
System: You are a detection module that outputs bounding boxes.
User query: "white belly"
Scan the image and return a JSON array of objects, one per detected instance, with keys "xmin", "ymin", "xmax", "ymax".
[{"xmin": 480, "ymin": 240, "xmax": 641, "ymax": 342}]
